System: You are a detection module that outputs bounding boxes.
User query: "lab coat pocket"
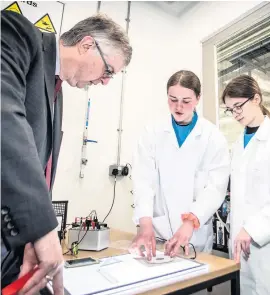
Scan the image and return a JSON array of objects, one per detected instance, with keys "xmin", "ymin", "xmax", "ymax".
[
  {"xmin": 194, "ymin": 170, "xmax": 208, "ymax": 201},
  {"xmin": 152, "ymin": 215, "xmax": 171, "ymax": 241}
]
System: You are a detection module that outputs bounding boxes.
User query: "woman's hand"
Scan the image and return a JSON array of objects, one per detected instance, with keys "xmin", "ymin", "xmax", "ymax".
[
  {"xmin": 164, "ymin": 220, "xmax": 194, "ymax": 257},
  {"xmin": 129, "ymin": 217, "xmax": 156, "ymax": 261},
  {"xmin": 234, "ymin": 228, "xmax": 252, "ymax": 263}
]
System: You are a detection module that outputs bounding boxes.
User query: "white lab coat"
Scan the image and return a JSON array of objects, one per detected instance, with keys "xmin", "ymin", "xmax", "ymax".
[
  {"xmin": 230, "ymin": 116, "xmax": 270, "ymax": 295},
  {"xmin": 133, "ymin": 115, "xmax": 230, "ymax": 252}
]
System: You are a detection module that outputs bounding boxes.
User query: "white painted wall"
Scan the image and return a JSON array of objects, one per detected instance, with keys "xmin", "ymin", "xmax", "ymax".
[{"xmin": 53, "ymin": 1, "xmax": 261, "ymax": 233}]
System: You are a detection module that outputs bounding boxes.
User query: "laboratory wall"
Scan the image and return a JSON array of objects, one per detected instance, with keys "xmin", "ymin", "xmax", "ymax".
[{"xmin": 52, "ymin": 1, "xmax": 261, "ymax": 233}]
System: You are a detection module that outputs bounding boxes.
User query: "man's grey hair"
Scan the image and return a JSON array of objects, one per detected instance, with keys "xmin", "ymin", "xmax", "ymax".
[{"xmin": 60, "ymin": 13, "xmax": 132, "ymax": 66}]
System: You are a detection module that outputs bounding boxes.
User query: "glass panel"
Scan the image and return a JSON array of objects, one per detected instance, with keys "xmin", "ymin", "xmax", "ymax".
[{"xmin": 217, "ymin": 20, "xmax": 270, "ymax": 150}]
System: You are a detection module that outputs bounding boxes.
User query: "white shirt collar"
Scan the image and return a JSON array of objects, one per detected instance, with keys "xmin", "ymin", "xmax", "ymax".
[{"xmin": 55, "ymin": 39, "xmax": 60, "ymax": 75}]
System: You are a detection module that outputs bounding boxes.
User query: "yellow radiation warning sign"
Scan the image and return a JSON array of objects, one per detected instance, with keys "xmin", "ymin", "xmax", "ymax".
[
  {"xmin": 4, "ymin": 1, "xmax": 22, "ymax": 15},
  {"xmin": 34, "ymin": 14, "xmax": 56, "ymax": 34}
]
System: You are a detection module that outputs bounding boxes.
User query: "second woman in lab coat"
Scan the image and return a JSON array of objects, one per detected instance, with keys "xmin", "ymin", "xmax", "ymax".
[
  {"xmin": 130, "ymin": 70, "xmax": 230, "ymax": 260},
  {"xmin": 222, "ymin": 75, "xmax": 270, "ymax": 295}
]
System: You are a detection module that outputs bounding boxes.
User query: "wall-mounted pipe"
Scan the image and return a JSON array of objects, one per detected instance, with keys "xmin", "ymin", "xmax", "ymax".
[
  {"xmin": 80, "ymin": 86, "xmax": 98, "ymax": 178},
  {"xmin": 116, "ymin": 1, "xmax": 131, "ymax": 166},
  {"xmin": 97, "ymin": 1, "xmax": 101, "ymax": 13},
  {"xmin": 79, "ymin": 1, "xmax": 131, "ymax": 177},
  {"xmin": 79, "ymin": 1, "xmax": 102, "ymax": 178}
]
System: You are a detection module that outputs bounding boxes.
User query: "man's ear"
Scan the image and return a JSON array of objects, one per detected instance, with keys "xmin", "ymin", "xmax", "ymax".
[{"xmin": 77, "ymin": 36, "xmax": 95, "ymax": 55}]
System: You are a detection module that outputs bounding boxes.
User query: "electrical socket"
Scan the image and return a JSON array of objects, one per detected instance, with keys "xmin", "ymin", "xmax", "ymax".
[{"xmin": 109, "ymin": 164, "xmax": 129, "ymax": 177}]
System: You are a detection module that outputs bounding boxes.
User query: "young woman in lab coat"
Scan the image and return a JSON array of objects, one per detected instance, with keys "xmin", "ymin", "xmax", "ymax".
[
  {"xmin": 130, "ymin": 70, "xmax": 230, "ymax": 260},
  {"xmin": 222, "ymin": 75, "xmax": 270, "ymax": 295}
]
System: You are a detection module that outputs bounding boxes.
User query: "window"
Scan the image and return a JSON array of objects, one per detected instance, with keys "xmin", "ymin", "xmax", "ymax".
[{"xmin": 202, "ymin": 2, "xmax": 270, "ymax": 150}]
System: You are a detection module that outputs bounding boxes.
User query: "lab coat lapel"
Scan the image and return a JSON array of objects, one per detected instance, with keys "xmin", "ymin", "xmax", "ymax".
[
  {"xmin": 254, "ymin": 116, "xmax": 270, "ymax": 142},
  {"xmin": 163, "ymin": 115, "xmax": 202, "ymax": 150},
  {"xmin": 162, "ymin": 116, "xmax": 179, "ymax": 150},
  {"xmin": 175, "ymin": 117, "xmax": 203, "ymax": 160},
  {"xmin": 233, "ymin": 117, "xmax": 270, "ymax": 169},
  {"xmin": 183, "ymin": 117, "xmax": 202, "ymax": 147}
]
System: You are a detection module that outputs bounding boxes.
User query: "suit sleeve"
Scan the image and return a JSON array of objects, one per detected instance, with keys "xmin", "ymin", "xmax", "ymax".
[
  {"xmin": 132, "ymin": 127, "xmax": 157, "ymax": 224},
  {"xmin": 1, "ymin": 11, "xmax": 58, "ymax": 250},
  {"xmin": 190, "ymin": 131, "xmax": 230, "ymax": 227}
]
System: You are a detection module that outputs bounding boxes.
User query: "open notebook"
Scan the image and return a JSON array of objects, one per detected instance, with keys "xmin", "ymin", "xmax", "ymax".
[{"xmin": 47, "ymin": 251, "xmax": 208, "ymax": 295}]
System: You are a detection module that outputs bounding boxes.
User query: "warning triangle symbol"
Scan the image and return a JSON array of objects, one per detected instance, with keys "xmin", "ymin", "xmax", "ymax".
[
  {"xmin": 34, "ymin": 14, "xmax": 56, "ymax": 34},
  {"xmin": 4, "ymin": 1, "xmax": 22, "ymax": 15}
]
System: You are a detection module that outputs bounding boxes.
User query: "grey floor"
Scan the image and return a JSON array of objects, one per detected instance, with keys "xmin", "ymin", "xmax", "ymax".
[{"xmin": 209, "ymin": 282, "xmax": 230, "ymax": 295}]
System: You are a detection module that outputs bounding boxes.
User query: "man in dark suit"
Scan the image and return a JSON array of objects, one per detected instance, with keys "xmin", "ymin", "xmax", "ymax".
[{"xmin": 1, "ymin": 10, "xmax": 132, "ymax": 295}]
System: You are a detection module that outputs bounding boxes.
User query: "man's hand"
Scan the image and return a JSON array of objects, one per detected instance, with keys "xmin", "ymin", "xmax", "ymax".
[
  {"xmin": 234, "ymin": 228, "xmax": 252, "ymax": 263},
  {"xmin": 128, "ymin": 217, "xmax": 156, "ymax": 261},
  {"xmin": 165, "ymin": 220, "xmax": 194, "ymax": 257},
  {"xmin": 18, "ymin": 229, "xmax": 64, "ymax": 295},
  {"xmin": 18, "ymin": 243, "xmax": 38, "ymax": 279}
]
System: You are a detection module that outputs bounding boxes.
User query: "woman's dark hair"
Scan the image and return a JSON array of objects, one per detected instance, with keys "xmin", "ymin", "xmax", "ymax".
[
  {"xmin": 167, "ymin": 70, "xmax": 201, "ymax": 97},
  {"xmin": 221, "ymin": 75, "xmax": 270, "ymax": 117}
]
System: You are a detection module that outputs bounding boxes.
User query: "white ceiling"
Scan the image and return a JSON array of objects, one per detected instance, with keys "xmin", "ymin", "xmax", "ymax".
[{"xmin": 151, "ymin": 1, "xmax": 199, "ymax": 18}]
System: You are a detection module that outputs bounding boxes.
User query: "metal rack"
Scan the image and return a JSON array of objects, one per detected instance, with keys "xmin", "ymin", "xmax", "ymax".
[{"xmin": 52, "ymin": 200, "xmax": 68, "ymax": 241}]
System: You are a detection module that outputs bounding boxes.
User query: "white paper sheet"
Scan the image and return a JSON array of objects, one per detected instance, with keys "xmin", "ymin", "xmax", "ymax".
[{"xmin": 63, "ymin": 251, "xmax": 208, "ymax": 295}]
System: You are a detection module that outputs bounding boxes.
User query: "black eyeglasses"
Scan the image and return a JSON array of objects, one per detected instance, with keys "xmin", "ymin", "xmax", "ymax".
[
  {"xmin": 95, "ymin": 40, "xmax": 114, "ymax": 79},
  {"xmin": 155, "ymin": 237, "xmax": 197, "ymax": 260},
  {"xmin": 224, "ymin": 98, "xmax": 251, "ymax": 117}
]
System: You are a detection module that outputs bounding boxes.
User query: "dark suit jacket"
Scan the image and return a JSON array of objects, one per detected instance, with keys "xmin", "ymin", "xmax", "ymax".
[{"xmin": 1, "ymin": 10, "xmax": 63, "ymax": 285}]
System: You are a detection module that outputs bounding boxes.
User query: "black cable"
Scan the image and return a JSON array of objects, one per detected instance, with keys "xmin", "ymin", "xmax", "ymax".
[
  {"xmin": 63, "ymin": 226, "xmax": 89, "ymax": 256},
  {"xmin": 77, "ymin": 230, "xmax": 88, "ymax": 245},
  {"xmin": 63, "ymin": 249, "xmax": 72, "ymax": 255},
  {"xmin": 63, "ymin": 210, "xmax": 97, "ymax": 256},
  {"xmin": 102, "ymin": 176, "xmax": 117, "ymax": 223},
  {"xmin": 155, "ymin": 237, "xmax": 196, "ymax": 259},
  {"xmin": 126, "ymin": 163, "xmax": 132, "ymax": 169},
  {"xmin": 75, "ymin": 210, "xmax": 96, "ymax": 241},
  {"xmin": 62, "ymin": 224, "xmax": 75, "ymax": 255}
]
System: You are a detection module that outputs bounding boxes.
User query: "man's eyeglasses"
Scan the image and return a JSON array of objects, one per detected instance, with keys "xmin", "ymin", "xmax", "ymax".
[
  {"xmin": 224, "ymin": 98, "xmax": 251, "ymax": 117},
  {"xmin": 95, "ymin": 40, "xmax": 114, "ymax": 79}
]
